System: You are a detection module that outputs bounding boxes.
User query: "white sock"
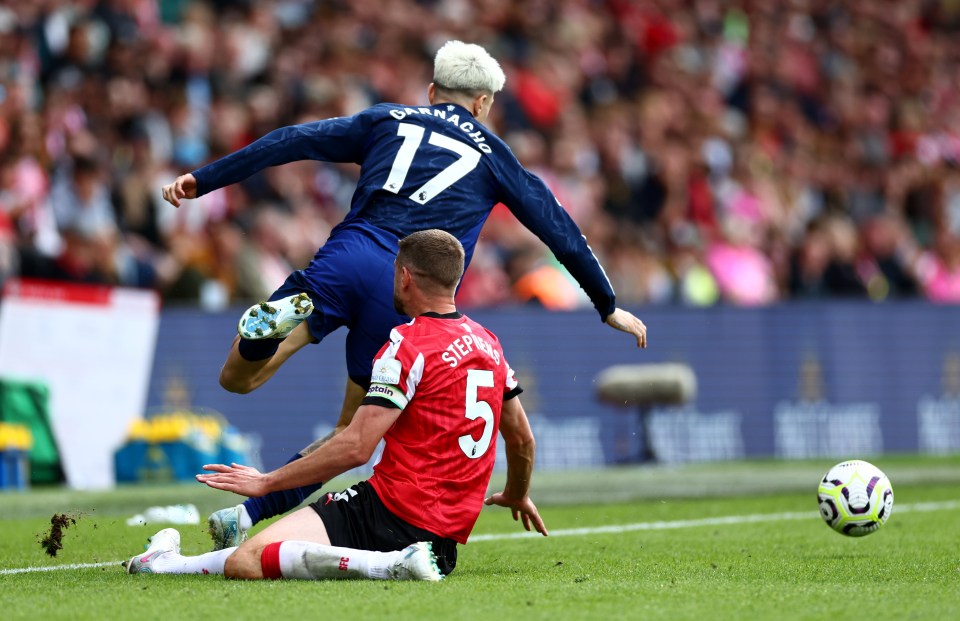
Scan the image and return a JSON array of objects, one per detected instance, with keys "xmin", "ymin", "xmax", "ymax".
[
  {"xmin": 277, "ymin": 541, "xmax": 399, "ymax": 580},
  {"xmin": 152, "ymin": 547, "xmax": 236, "ymax": 575},
  {"xmin": 237, "ymin": 504, "xmax": 253, "ymax": 531}
]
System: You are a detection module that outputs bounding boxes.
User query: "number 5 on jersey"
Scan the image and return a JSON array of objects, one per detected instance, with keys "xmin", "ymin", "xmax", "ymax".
[
  {"xmin": 459, "ymin": 369, "xmax": 495, "ymax": 459},
  {"xmin": 383, "ymin": 122, "xmax": 481, "ymax": 204}
]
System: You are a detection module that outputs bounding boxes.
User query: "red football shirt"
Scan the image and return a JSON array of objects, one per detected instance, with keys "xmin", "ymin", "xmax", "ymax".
[{"xmin": 365, "ymin": 312, "xmax": 519, "ymax": 544}]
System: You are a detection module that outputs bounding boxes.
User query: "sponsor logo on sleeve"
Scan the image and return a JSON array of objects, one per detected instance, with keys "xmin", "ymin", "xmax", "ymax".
[
  {"xmin": 367, "ymin": 383, "xmax": 397, "ymax": 397},
  {"xmin": 370, "ymin": 358, "xmax": 402, "ymax": 385},
  {"xmin": 366, "ymin": 382, "xmax": 409, "ymax": 409}
]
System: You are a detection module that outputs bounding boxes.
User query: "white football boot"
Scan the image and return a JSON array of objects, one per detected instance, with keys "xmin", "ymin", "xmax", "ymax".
[
  {"xmin": 386, "ymin": 542, "xmax": 444, "ymax": 582},
  {"xmin": 123, "ymin": 528, "xmax": 181, "ymax": 574},
  {"xmin": 237, "ymin": 293, "xmax": 313, "ymax": 339}
]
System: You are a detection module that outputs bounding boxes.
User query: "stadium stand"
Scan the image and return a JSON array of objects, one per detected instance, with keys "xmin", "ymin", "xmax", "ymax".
[{"xmin": 2, "ymin": 1, "xmax": 960, "ymax": 308}]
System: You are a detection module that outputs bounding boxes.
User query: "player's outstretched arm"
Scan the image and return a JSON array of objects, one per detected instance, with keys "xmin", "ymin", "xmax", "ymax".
[
  {"xmin": 605, "ymin": 307, "xmax": 647, "ymax": 349},
  {"xmin": 484, "ymin": 397, "xmax": 548, "ymax": 536},
  {"xmin": 161, "ymin": 173, "xmax": 197, "ymax": 208},
  {"xmin": 197, "ymin": 404, "xmax": 400, "ymax": 497}
]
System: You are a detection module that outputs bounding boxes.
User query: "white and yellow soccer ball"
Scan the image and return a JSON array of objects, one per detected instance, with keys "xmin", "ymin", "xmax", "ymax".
[{"xmin": 817, "ymin": 459, "xmax": 894, "ymax": 537}]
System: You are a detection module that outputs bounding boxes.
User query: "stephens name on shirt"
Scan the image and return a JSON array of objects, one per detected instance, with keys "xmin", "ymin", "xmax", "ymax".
[{"xmin": 441, "ymin": 332, "xmax": 501, "ymax": 368}]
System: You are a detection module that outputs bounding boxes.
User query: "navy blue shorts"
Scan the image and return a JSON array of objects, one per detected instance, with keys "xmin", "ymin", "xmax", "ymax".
[{"xmin": 269, "ymin": 225, "xmax": 408, "ymax": 386}]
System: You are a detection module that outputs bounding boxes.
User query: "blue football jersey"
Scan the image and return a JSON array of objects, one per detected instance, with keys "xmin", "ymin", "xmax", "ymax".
[{"xmin": 192, "ymin": 102, "xmax": 616, "ymax": 319}]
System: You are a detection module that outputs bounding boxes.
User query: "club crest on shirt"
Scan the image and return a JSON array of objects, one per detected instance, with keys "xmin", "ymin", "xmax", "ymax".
[{"xmin": 371, "ymin": 358, "xmax": 402, "ymax": 385}]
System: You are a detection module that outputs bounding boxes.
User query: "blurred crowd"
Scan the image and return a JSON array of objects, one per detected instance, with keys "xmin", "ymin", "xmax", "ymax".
[{"xmin": 3, "ymin": 0, "xmax": 960, "ymax": 310}]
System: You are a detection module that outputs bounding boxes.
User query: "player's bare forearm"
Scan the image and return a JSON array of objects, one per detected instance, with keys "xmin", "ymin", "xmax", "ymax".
[
  {"xmin": 503, "ymin": 414, "xmax": 537, "ymax": 500},
  {"xmin": 262, "ymin": 440, "xmax": 362, "ymax": 492},
  {"xmin": 198, "ymin": 438, "xmax": 362, "ymax": 497},
  {"xmin": 485, "ymin": 452, "xmax": 548, "ymax": 536},
  {"xmin": 605, "ymin": 307, "xmax": 647, "ymax": 349},
  {"xmin": 502, "ymin": 437, "xmax": 535, "ymax": 500},
  {"xmin": 498, "ymin": 397, "xmax": 536, "ymax": 498},
  {"xmin": 198, "ymin": 404, "xmax": 400, "ymax": 496},
  {"xmin": 484, "ymin": 397, "xmax": 548, "ymax": 535}
]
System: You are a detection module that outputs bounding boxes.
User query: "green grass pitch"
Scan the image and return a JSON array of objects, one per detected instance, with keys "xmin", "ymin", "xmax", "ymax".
[{"xmin": 2, "ymin": 456, "xmax": 959, "ymax": 621}]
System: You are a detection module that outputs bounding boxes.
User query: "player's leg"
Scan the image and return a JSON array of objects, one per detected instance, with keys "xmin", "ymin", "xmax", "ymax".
[
  {"xmin": 128, "ymin": 513, "xmax": 441, "ymax": 581},
  {"xmin": 257, "ymin": 540, "xmax": 442, "ymax": 581},
  {"xmin": 218, "ymin": 320, "xmax": 316, "ymax": 394},
  {"xmin": 227, "ymin": 488, "xmax": 442, "ymax": 582},
  {"xmin": 124, "ymin": 510, "xmax": 324, "ymax": 577},
  {"xmin": 123, "ymin": 528, "xmax": 235, "ymax": 575},
  {"xmin": 224, "ymin": 506, "xmax": 330, "ymax": 579},
  {"xmin": 209, "ymin": 378, "xmax": 367, "ymax": 549},
  {"xmin": 219, "ymin": 234, "xmax": 372, "ymax": 395}
]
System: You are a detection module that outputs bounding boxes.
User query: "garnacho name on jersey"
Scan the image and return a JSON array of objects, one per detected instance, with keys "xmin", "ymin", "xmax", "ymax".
[{"xmin": 387, "ymin": 106, "xmax": 492, "ymax": 153}]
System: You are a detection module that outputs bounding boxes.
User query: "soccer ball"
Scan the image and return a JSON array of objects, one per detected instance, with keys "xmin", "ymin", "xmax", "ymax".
[{"xmin": 817, "ymin": 459, "xmax": 894, "ymax": 537}]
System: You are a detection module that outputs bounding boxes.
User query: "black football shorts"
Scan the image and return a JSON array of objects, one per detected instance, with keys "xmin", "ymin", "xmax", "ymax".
[{"xmin": 309, "ymin": 480, "xmax": 458, "ymax": 575}]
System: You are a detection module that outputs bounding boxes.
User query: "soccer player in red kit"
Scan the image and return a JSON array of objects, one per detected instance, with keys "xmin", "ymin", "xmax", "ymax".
[{"xmin": 123, "ymin": 229, "xmax": 547, "ymax": 581}]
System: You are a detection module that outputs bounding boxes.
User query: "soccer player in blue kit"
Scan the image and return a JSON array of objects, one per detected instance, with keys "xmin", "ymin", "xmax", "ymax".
[{"xmin": 161, "ymin": 41, "xmax": 647, "ymax": 549}]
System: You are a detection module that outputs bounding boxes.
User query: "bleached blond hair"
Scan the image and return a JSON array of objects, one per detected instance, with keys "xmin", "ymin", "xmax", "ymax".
[{"xmin": 433, "ymin": 40, "xmax": 506, "ymax": 94}]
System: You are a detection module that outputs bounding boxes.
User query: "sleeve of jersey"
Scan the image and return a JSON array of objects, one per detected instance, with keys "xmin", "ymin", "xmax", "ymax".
[
  {"xmin": 496, "ymin": 156, "xmax": 617, "ymax": 321},
  {"xmin": 361, "ymin": 328, "xmax": 424, "ymax": 410},
  {"xmin": 191, "ymin": 112, "xmax": 372, "ymax": 197},
  {"xmin": 503, "ymin": 357, "xmax": 523, "ymax": 401}
]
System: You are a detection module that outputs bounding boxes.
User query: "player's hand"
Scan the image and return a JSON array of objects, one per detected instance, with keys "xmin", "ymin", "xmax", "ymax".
[
  {"xmin": 161, "ymin": 173, "xmax": 198, "ymax": 208},
  {"xmin": 196, "ymin": 463, "xmax": 268, "ymax": 497},
  {"xmin": 484, "ymin": 492, "xmax": 548, "ymax": 536},
  {"xmin": 605, "ymin": 307, "xmax": 647, "ymax": 348}
]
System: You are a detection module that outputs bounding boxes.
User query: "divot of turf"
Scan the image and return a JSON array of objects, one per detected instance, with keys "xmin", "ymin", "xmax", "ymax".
[{"xmin": 39, "ymin": 513, "xmax": 77, "ymax": 557}]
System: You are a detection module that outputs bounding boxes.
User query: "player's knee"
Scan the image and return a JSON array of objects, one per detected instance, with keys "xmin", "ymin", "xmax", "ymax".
[{"xmin": 224, "ymin": 547, "xmax": 263, "ymax": 580}]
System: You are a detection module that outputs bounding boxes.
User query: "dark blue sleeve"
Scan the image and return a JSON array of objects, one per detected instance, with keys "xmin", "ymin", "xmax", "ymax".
[
  {"xmin": 495, "ymin": 153, "xmax": 617, "ymax": 321},
  {"xmin": 191, "ymin": 113, "xmax": 372, "ymax": 197}
]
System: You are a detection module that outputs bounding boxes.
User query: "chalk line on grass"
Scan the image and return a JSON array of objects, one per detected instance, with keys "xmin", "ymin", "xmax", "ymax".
[
  {"xmin": 469, "ymin": 499, "xmax": 960, "ymax": 541},
  {"xmin": 3, "ymin": 499, "xmax": 957, "ymax": 575},
  {"xmin": 1, "ymin": 560, "xmax": 119, "ymax": 575}
]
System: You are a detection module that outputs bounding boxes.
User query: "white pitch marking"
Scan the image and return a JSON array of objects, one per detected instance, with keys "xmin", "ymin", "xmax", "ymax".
[
  {"xmin": 468, "ymin": 499, "xmax": 960, "ymax": 542},
  {"xmin": 0, "ymin": 560, "xmax": 120, "ymax": 575},
  {"xmin": 2, "ymin": 500, "xmax": 958, "ymax": 575}
]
